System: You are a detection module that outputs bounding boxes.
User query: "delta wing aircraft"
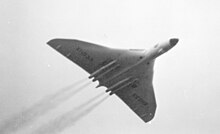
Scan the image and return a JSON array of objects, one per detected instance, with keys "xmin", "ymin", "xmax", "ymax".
[{"xmin": 47, "ymin": 38, "xmax": 178, "ymax": 123}]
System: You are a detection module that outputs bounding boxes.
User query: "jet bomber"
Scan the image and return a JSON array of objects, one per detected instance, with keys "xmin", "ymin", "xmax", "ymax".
[{"xmin": 47, "ymin": 38, "xmax": 179, "ymax": 123}]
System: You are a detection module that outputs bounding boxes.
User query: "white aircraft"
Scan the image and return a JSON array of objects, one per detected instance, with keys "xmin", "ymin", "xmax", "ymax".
[{"xmin": 47, "ymin": 38, "xmax": 179, "ymax": 123}]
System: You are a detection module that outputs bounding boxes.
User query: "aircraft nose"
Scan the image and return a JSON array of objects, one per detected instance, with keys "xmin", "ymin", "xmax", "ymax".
[{"xmin": 169, "ymin": 38, "xmax": 179, "ymax": 46}]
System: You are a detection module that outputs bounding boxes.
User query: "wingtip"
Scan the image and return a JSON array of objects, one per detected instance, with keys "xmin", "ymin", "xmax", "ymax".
[
  {"xmin": 47, "ymin": 38, "xmax": 79, "ymax": 46},
  {"xmin": 47, "ymin": 38, "xmax": 59, "ymax": 46}
]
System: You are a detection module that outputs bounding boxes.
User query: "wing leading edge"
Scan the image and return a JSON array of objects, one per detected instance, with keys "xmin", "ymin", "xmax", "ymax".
[{"xmin": 47, "ymin": 39, "xmax": 156, "ymax": 123}]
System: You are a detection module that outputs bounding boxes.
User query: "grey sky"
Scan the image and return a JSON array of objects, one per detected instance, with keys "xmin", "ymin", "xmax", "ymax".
[{"xmin": 0, "ymin": 0, "xmax": 220, "ymax": 134}]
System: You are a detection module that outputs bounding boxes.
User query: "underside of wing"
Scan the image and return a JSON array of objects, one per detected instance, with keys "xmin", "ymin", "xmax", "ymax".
[
  {"xmin": 47, "ymin": 39, "xmax": 122, "ymax": 74},
  {"xmin": 114, "ymin": 61, "xmax": 156, "ymax": 123},
  {"xmin": 47, "ymin": 39, "xmax": 146, "ymax": 79},
  {"xmin": 115, "ymin": 79, "xmax": 156, "ymax": 122}
]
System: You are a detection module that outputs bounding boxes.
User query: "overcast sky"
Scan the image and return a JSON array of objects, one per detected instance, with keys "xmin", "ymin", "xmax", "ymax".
[{"xmin": 0, "ymin": 0, "xmax": 220, "ymax": 134}]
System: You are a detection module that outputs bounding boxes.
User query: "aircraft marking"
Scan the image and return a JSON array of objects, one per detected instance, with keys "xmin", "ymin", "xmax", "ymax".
[
  {"xmin": 76, "ymin": 47, "xmax": 93, "ymax": 62},
  {"xmin": 132, "ymin": 93, "xmax": 148, "ymax": 106},
  {"xmin": 56, "ymin": 45, "xmax": 61, "ymax": 49},
  {"xmin": 66, "ymin": 53, "xmax": 71, "ymax": 57},
  {"xmin": 141, "ymin": 113, "xmax": 147, "ymax": 117}
]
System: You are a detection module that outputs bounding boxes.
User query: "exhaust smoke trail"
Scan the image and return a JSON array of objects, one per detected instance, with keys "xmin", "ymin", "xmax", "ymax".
[
  {"xmin": 32, "ymin": 92, "xmax": 109, "ymax": 134},
  {"xmin": 0, "ymin": 78, "xmax": 90, "ymax": 134}
]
